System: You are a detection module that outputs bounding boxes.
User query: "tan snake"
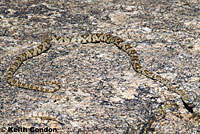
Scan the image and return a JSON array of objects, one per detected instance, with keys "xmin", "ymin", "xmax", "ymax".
[{"xmin": 6, "ymin": 33, "xmax": 196, "ymax": 112}]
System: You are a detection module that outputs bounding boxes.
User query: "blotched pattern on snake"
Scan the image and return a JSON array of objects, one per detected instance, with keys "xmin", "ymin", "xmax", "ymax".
[{"xmin": 6, "ymin": 33, "xmax": 196, "ymax": 112}]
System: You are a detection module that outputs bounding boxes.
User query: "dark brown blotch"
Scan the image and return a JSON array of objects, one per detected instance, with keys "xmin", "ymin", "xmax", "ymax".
[
  {"xmin": 21, "ymin": 53, "xmax": 28, "ymax": 59},
  {"xmin": 115, "ymin": 38, "xmax": 123, "ymax": 44},
  {"xmin": 29, "ymin": 84, "xmax": 34, "ymax": 89},
  {"xmin": 45, "ymin": 38, "xmax": 51, "ymax": 44},
  {"xmin": 21, "ymin": 83, "xmax": 26, "ymax": 87},
  {"xmin": 125, "ymin": 44, "xmax": 131, "ymax": 49},
  {"xmin": 13, "ymin": 61, "xmax": 19, "ymax": 67},
  {"xmin": 37, "ymin": 44, "xmax": 43, "ymax": 50},
  {"xmin": 8, "ymin": 67, "xmax": 14, "ymax": 72},
  {"xmin": 132, "ymin": 56, "xmax": 139, "ymax": 61},
  {"xmin": 134, "ymin": 63, "xmax": 142, "ymax": 70},
  {"xmin": 129, "ymin": 49, "xmax": 137, "ymax": 54},
  {"xmin": 16, "ymin": 57, "xmax": 22, "ymax": 62},
  {"xmin": 81, "ymin": 34, "xmax": 89, "ymax": 39},
  {"xmin": 144, "ymin": 70, "xmax": 153, "ymax": 75},
  {"xmin": 28, "ymin": 48, "xmax": 35, "ymax": 55},
  {"xmin": 12, "ymin": 80, "xmax": 17, "ymax": 84}
]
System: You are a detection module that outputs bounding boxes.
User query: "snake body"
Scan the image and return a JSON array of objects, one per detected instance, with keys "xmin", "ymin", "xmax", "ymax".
[{"xmin": 6, "ymin": 33, "xmax": 195, "ymax": 110}]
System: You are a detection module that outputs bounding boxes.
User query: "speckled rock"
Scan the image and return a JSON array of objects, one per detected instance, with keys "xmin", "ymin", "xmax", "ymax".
[{"xmin": 1, "ymin": 0, "xmax": 200, "ymax": 134}]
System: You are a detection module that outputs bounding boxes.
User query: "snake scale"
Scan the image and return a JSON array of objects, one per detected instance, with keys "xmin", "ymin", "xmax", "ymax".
[{"xmin": 6, "ymin": 33, "xmax": 196, "ymax": 112}]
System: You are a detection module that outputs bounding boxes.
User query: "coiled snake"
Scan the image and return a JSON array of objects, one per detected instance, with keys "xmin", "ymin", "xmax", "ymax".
[{"xmin": 6, "ymin": 33, "xmax": 196, "ymax": 113}]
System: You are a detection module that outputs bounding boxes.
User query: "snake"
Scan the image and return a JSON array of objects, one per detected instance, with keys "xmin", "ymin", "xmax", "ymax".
[{"xmin": 6, "ymin": 33, "xmax": 196, "ymax": 112}]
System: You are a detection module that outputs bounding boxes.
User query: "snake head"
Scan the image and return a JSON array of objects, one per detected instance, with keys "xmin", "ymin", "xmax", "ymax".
[{"xmin": 181, "ymin": 90, "xmax": 197, "ymax": 113}]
